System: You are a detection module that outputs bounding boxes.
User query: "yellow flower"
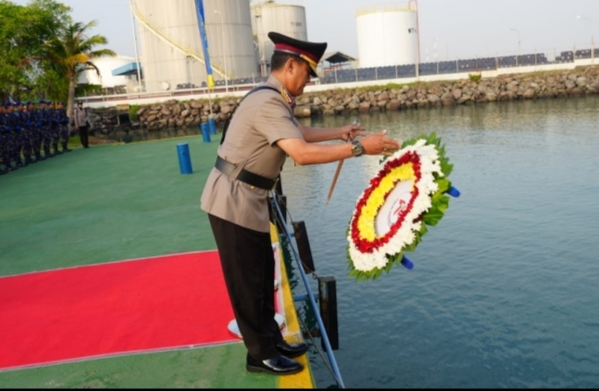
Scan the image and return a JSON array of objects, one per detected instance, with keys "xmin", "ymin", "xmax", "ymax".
[{"xmin": 357, "ymin": 163, "xmax": 416, "ymax": 241}]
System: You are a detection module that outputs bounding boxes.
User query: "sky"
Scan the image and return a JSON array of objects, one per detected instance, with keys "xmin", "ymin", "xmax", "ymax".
[{"xmin": 13, "ymin": 0, "xmax": 599, "ymax": 62}]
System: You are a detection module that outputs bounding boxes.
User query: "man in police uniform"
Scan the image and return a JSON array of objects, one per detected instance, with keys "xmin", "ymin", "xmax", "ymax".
[
  {"xmin": 55, "ymin": 101, "xmax": 72, "ymax": 153},
  {"xmin": 200, "ymin": 32, "xmax": 400, "ymax": 376},
  {"xmin": 73, "ymin": 101, "xmax": 90, "ymax": 149},
  {"xmin": 38, "ymin": 100, "xmax": 52, "ymax": 158},
  {"xmin": 13, "ymin": 101, "xmax": 29, "ymax": 167},
  {"xmin": 47, "ymin": 101, "xmax": 61, "ymax": 156},
  {"xmin": 33, "ymin": 100, "xmax": 47, "ymax": 161},
  {"xmin": 5, "ymin": 102, "xmax": 22, "ymax": 169},
  {"xmin": 0, "ymin": 104, "xmax": 7, "ymax": 174},
  {"xmin": 17, "ymin": 101, "xmax": 33, "ymax": 166},
  {"xmin": 25, "ymin": 101, "xmax": 40, "ymax": 163},
  {"xmin": 2, "ymin": 102, "xmax": 16, "ymax": 171}
]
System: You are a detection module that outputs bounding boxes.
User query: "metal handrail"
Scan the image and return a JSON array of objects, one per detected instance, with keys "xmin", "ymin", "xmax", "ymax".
[{"xmin": 269, "ymin": 191, "xmax": 346, "ymax": 389}]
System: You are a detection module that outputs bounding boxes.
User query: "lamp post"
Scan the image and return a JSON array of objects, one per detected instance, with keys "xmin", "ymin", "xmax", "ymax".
[
  {"xmin": 214, "ymin": 10, "xmax": 228, "ymax": 93},
  {"xmin": 577, "ymin": 15, "xmax": 595, "ymax": 64},
  {"xmin": 434, "ymin": 37, "xmax": 439, "ymax": 74},
  {"xmin": 510, "ymin": 28, "xmax": 521, "ymax": 66}
]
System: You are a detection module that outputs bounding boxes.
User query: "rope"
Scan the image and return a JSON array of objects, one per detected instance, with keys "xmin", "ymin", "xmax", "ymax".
[
  {"xmin": 296, "ymin": 302, "xmax": 344, "ymax": 388},
  {"xmin": 272, "ymin": 192, "xmax": 320, "ymax": 280},
  {"xmin": 270, "ymin": 192, "xmax": 346, "ymax": 388}
]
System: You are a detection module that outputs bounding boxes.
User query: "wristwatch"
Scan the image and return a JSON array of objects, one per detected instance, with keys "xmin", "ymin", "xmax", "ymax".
[{"xmin": 351, "ymin": 140, "xmax": 364, "ymax": 157}]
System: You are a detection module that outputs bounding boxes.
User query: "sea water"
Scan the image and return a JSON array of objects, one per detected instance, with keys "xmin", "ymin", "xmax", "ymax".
[{"xmin": 279, "ymin": 96, "xmax": 599, "ymax": 388}]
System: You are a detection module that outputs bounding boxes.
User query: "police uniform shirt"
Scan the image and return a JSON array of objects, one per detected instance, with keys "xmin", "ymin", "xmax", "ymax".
[
  {"xmin": 38, "ymin": 108, "xmax": 48, "ymax": 125},
  {"xmin": 200, "ymin": 75, "xmax": 302, "ymax": 233},
  {"xmin": 26, "ymin": 109, "xmax": 36, "ymax": 126}
]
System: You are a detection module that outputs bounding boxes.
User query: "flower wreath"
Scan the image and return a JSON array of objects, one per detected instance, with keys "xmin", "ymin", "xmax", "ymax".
[{"xmin": 347, "ymin": 132, "xmax": 455, "ymax": 281}]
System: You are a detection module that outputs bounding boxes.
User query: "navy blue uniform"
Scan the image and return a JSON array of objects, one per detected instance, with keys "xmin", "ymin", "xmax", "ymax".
[
  {"xmin": 55, "ymin": 104, "xmax": 71, "ymax": 153},
  {"xmin": 37, "ymin": 105, "xmax": 52, "ymax": 158},
  {"xmin": 0, "ymin": 111, "xmax": 8, "ymax": 173},
  {"xmin": 5, "ymin": 109, "xmax": 22, "ymax": 168},
  {"xmin": 16, "ymin": 107, "xmax": 32, "ymax": 165},
  {"xmin": 48, "ymin": 105, "xmax": 60, "ymax": 155},
  {"xmin": 26, "ymin": 105, "xmax": 42, "ymax": 161}
]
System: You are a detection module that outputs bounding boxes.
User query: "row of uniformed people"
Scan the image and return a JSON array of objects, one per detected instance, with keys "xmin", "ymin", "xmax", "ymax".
[{"xmin": 0, "ymin": 100, "xmax": 71, "ymax": 175}]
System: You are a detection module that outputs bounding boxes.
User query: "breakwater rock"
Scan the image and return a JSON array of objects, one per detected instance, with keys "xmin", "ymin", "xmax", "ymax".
[{"xmin": 90, "ymin": 66, "xmax": 599, "ymax": 136}]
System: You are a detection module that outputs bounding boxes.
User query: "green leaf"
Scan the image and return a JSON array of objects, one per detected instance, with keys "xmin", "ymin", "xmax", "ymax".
[
  {"xmin": 436, "ymin": 178, "xmax": 450, "ymax": 194},
  {"xmin": 441, "ymin": 161, "xmax": 454, "ymax": 177},
  {"xmin": 423, "ymin": 209, "xmax": 444, "ymax": 226}
]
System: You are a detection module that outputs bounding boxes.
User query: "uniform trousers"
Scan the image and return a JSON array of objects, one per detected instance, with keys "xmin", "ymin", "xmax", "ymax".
[
  {"xmin": 59, "ymin": 125, "xmax": 69, "ymax": 151},
  {"xmin": 21, "ymin": 128, "xmax": 32, "ymax": 163},
  {"xmin": 78, "ymin": 125, "xmax": 89, "ymax": 148},
  {"xmin": 41, "ymin": 126, "xmax": 52, "ymax": 157},
  {"xmin": 11, "ymin": 132, "xmax": 23, "ymax": 165},
  {"xmin": 50, "ymin": 124, "xmax": 60, "ymax": 153},
  {"xmin": 31, "ymin": 127, "xmax": 42, "ymax": 159},
  {"xmin": 208, "ymin": 213, "xmax": 283, "ymax": 360},
  {"xmin": 0, "ymin": 133, "xmax": 8, "ymax": 171}
]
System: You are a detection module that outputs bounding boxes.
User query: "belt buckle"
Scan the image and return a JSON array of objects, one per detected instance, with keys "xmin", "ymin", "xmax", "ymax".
[{"xmin": 249, "ymin": 176, "xmax": 278, "ymax": 191}]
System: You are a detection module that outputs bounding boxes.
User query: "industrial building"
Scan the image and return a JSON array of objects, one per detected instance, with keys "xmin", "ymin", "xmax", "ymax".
[
  {"xmin": 356, "ymin": 1, "xmax": 420, "ymax": 68},
  {"xmin": 122, "ymin": 0, "xmax": 313, "ymax": 93},
  {"xmin": 251, "ymin": 0, "xmax": 308, "ymax": 76},
  {"xmin": 96, "ymin": 1, "xmax": 422, "ymax": 94},
  {"xmin": 79, "ymin": 55, "xmax": 141, "ymax": 94},
  {"xmin": 130, "ymin": 0, "xmax": 258, "ymax": 93}
]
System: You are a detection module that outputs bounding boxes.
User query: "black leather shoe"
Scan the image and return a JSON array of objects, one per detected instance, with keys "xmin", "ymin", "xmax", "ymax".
[
  {"xmin": 276, "ymin": 341, "xmax": 309, "ymax": 358},
  {"xmin": 246, "ymin": 354, "xmax": 303, "ymax": 376}
]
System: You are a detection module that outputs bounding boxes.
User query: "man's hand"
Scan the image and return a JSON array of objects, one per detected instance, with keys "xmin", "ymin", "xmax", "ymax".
[
  {"xmin": 359, "ymin": 129, "xmax": 401, "ymax": 156},
  {"xmin": 340, "ymin": 122, "xmax": 365, "ymax": 142}
]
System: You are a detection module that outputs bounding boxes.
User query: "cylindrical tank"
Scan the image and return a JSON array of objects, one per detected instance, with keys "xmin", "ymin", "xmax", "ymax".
[
  {"xmin": 251, "ymin": 0, "xmax": 308, "ymax": 73},
  {"xmin": 356, "ymin": 2, "xmax": 419, "ymax": 68},
  {"xmin": 133, "ymin": 0, "xmax": 258, "ymax": 93}
]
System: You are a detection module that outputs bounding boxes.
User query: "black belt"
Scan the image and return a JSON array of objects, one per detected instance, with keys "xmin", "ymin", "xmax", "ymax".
[{"xmin": 215, "ymin": 156, "xmax": 276, "ymax": 190}]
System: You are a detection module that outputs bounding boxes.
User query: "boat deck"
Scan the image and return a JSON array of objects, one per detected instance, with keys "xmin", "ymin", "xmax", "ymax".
[{"xmin": 0, "ymin": 133, "xmax": 314, "ymax": 388}]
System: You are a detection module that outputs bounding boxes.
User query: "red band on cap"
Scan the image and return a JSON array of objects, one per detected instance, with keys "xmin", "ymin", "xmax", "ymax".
[{"xmin": 274, "ymin": 43, "xmax": 318, "ymax": 63}]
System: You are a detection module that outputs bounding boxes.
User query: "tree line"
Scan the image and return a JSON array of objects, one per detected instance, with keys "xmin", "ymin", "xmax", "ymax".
[{"xmin": 0, "ymin": 0, "xmax": 115, "ymax": 119}]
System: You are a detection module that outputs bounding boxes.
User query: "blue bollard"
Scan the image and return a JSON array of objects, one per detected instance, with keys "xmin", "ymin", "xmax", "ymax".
[
  {"xmin": 401, "ymin": 255, "xmax": 414, "ymax": 270},
  {"xmin": 447, "ymin": 186, "xmax": 461, "ymax": 198},
  {"xmin": 208, "ymin": 117, "xmax": 217, "ymax": 135},
  {"xmin": 201, "ymin": 122, "xmax": 211, "ymax": 143},
  {"xmin": 176, "ymin": 143, "xmax": 193, "ymax": 174}
]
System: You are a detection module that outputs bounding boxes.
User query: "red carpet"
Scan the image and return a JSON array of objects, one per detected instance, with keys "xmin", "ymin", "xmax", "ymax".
[{"xmin": 0, "ymin": 251, "xmax": 238, "ymax": 371}]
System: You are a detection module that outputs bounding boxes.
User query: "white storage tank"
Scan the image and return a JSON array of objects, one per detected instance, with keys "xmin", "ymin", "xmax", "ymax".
[
  {"xmin": 251, "ymin": 0, "xmax": 308, "ymax": 72},
  {"xmin": 356, "ymin": 2, "xmax": 419, "ymax": 68},
  {"xmin": 132, "ymin": 0, "xmax": 258, "ymax": 93}
]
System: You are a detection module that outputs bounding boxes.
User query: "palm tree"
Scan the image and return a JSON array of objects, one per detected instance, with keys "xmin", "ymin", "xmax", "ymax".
[{"xmin": 43, "ymin": 20, "xmax": 116, "ymax": 124}]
